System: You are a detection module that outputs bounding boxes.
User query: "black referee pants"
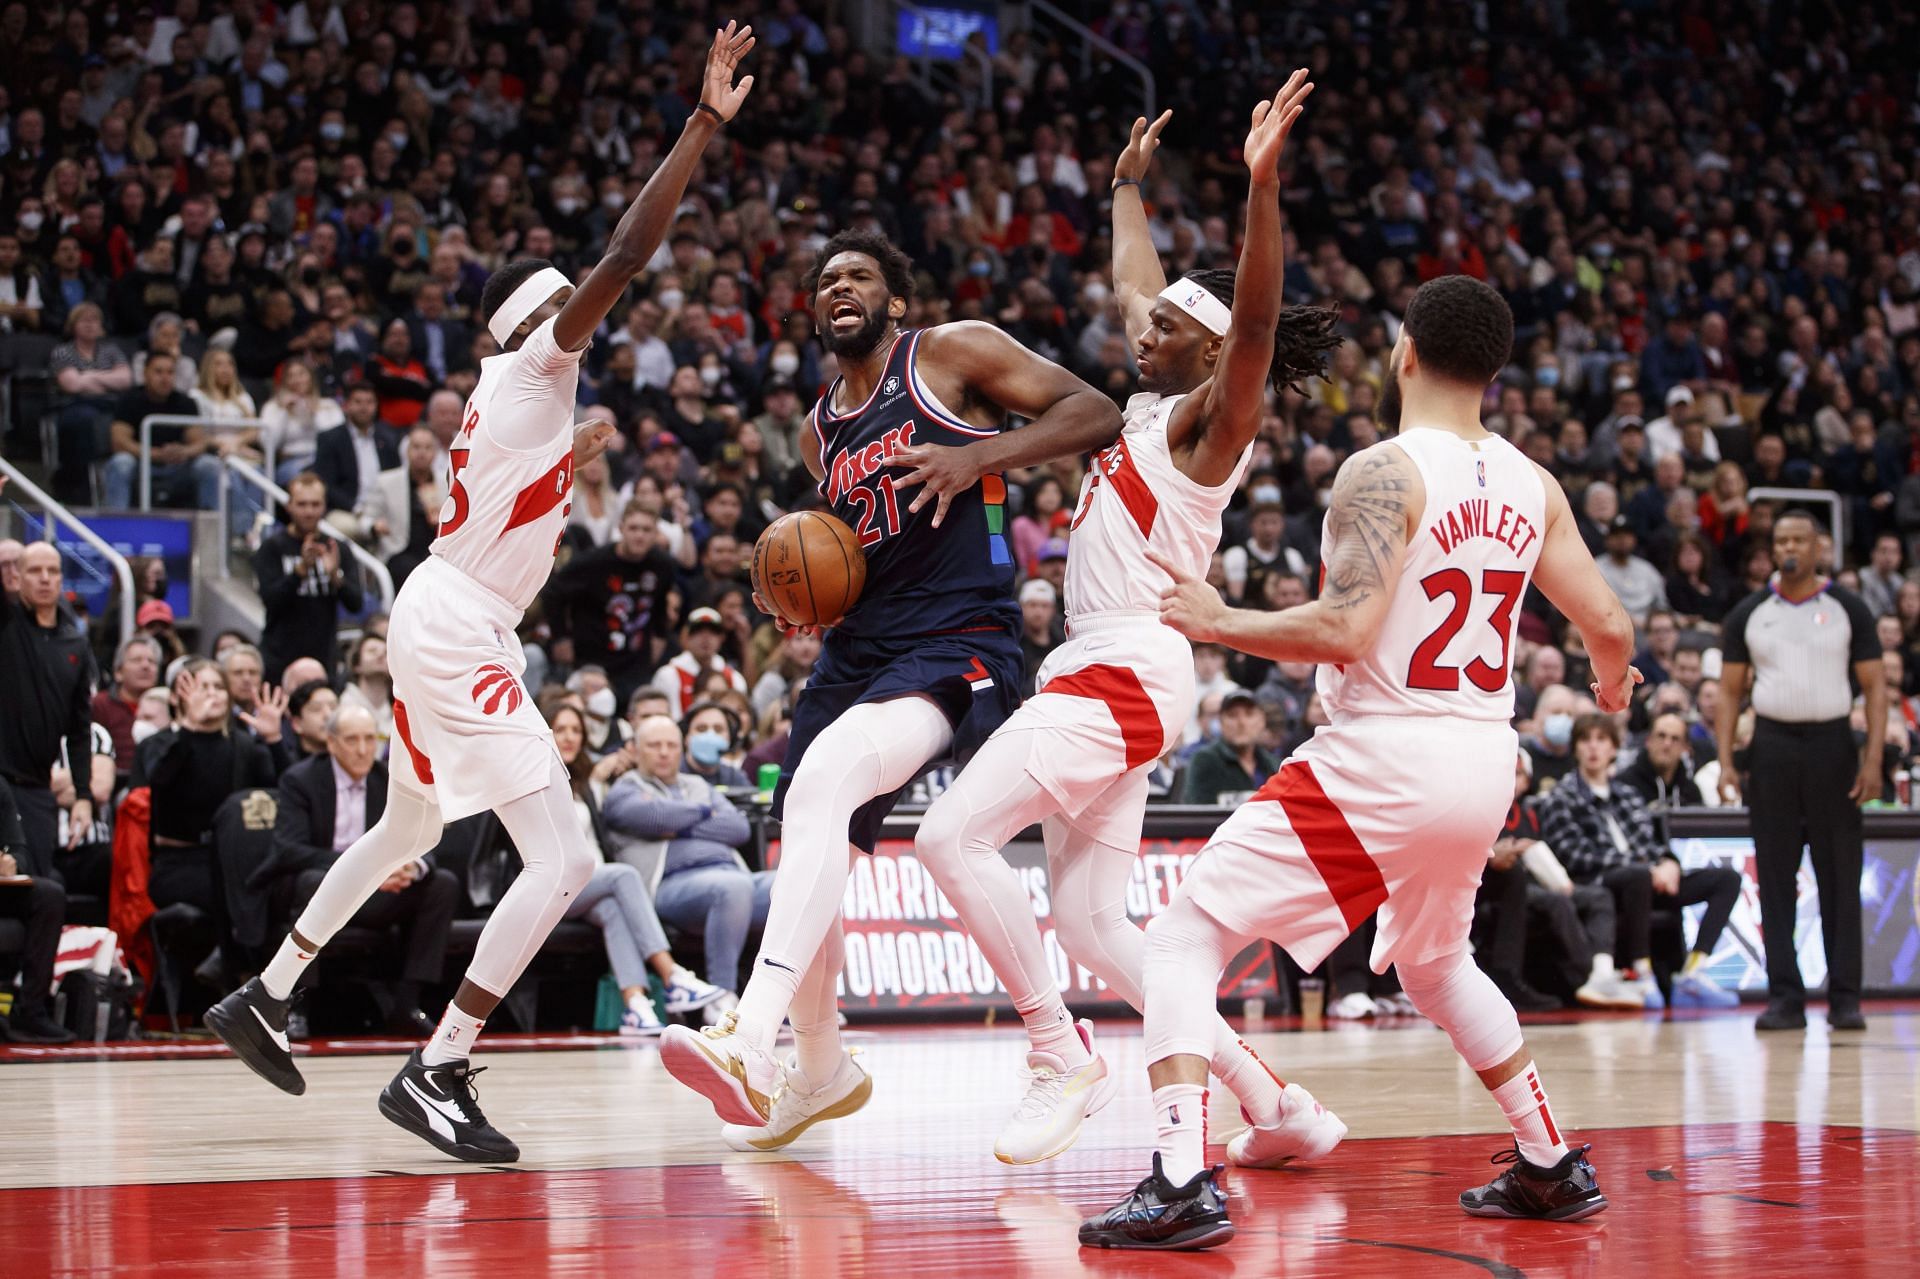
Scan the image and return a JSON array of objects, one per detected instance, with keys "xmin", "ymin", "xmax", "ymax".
[{"xmin": 1747, "ymin": 718, "xmax": 1863, "ymax": 1006}]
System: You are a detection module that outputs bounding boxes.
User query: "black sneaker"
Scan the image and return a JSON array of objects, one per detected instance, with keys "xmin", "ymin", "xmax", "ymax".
[
  {"xmin": 1460, "ymin": 1144, "xmax": 1608, "ymax": 1221},
  {"xmin": 1827, "ymin": 1002, "xmax": 1867, "ymax": 1031},
  {"xmin": 5, "ymin": 1010, "xmax": 78, "ymax": 1044},
  {"xmin": 378, "ymin": 1049, "xmax": 520, "ymax": 1162},
  {"xmin": 205, "ymin": 977, "xmax": 305, "ymax": 1095},
  {"xmin": 1755, "ymin": 1000, "xmax": 1807, "ymax": 1031},
  {"xmin": 1078, "ymin": 1155, "xmax": 1235, "ymax": 1251}
]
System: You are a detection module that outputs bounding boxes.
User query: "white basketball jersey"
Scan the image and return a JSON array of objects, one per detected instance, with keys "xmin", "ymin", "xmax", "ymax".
[
  {"xmin": 1063, "ymin": 392, "xmax": 1253, "ymax": 621},
  {"xmin": 1318, "ymin": 428, "xmax": 1547, "ymax": 723},
  {"xmin": 428, "ymin": 317, "xmax": 584, "ymax": 612}
]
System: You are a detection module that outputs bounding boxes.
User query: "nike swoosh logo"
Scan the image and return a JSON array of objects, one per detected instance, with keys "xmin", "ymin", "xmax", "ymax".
[
  {"xmin": 250, "ymin": 1005, "xmax": 291, "ymax": 1053},
  {"xmin": 401, "ymin": 1076, "xmax": 465, "ymax": 1141},
  {"xmin": 763, "ymin": 958, "xmax": 797, "ymax": 974}
]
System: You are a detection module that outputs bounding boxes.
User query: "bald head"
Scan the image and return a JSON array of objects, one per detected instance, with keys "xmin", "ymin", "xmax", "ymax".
[
  {"xmin": 282, "ymin": 657, "xmax": 329, "ymax": 692},
  {"xmin": 327, "ymin": 703, "xmax": 380, "ymax": 780},
  {"xmin": 18, "ymin": 542, "xmax": 64, "ymax": 615},
  {"xmin": 634, "ymin": 713, "xmax": 683, "ymax": 781}
]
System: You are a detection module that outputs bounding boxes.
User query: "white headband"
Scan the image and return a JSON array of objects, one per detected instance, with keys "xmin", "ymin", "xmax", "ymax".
[
  {"xmin": 487, "ymin": 266, "xmax": 573, "ymax": 346},
  {"xmin": 1159, "ymin": 279, "xmax": 1232, "ymax": 336}
]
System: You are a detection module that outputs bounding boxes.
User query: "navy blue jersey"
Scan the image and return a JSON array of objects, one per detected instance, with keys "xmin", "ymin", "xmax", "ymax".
[{"xmin": 810, "ymin": 329, "xmax": 1017, "ymax": 638}]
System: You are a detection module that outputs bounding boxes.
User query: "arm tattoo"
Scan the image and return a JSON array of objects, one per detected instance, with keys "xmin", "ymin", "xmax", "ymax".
[{"xmin": 1321, "ymin": 450, "xmax": 1412, "ymax": 612}]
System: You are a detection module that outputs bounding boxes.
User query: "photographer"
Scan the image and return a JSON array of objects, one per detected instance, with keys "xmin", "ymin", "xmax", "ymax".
[{"xmin": 254, "ymin": 471, "xmax": 364, "ymax": 683}]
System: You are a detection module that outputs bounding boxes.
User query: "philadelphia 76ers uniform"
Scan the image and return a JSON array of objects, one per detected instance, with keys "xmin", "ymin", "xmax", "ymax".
[
  {"xmin": 384, "ymin": 316, "xmax": 582, "ymax": 820},
  {"xmin": 986, "ymin": 391, "xmax": 1251, "ymax": 847},
  {"xmin": 1180, "ymin": 427, "xmax": 1547, "ymax": 973}
]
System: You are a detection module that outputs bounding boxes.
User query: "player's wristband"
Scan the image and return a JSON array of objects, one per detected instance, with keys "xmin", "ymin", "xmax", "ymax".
[
  {"xmin": 695, "ymin": 101, "xmax": 724, "ymax": 124},
  {"xmin": 1111, "ymin": 177, "xmax": 1143, "ymax": 192}
]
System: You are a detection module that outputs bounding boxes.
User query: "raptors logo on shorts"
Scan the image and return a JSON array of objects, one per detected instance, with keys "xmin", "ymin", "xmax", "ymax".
[{"xmin": 471, "ymin": 663, "xmax": 524, "ymax": 715}]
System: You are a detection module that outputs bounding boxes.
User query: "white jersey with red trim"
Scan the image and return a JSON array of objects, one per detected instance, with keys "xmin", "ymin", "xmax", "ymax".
[
  {"xmin": 1063, "ymin": 392, "xmax": 1252, "ymax": 622},
  {"xmin": 428, "ymin": 316, "xmax": 585, "ymax": 612},
  {"xmin": 1317, "ymin": 427, "xmax": 1547, "ymax": 723}
]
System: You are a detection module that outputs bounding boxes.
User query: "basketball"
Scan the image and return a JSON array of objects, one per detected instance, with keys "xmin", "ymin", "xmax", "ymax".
[{"xmin": 752, "ymin": 510, "xmax": 868, "ymax": 626}]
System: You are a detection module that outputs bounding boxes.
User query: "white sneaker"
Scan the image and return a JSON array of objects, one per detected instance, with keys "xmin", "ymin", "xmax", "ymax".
[
  {"xmin": 721, "ymin": 1051, "xmax": 873, "ymax": 1152},
  {"xmin": 703, "ymin": 991, "xmax": 738, "ymax": 1026},
  {"xmin": 1327, "ymin": 992, "xmax": 1377, "ymax": 1020},
  {"xmin": 619, "ymin": 997, "xmax": 665, "ymax": 1036},
  {"xmin": 661, "ymin": 966, "xmax": 727, "ymax": 1016},
  {"xmin": 1372, "ymin": 992, "xmax": 1423, "ymax": 1019},
  {"xmin": 660, "ymin": 1011, "xmax": 782, "ymax": 1125},
  {"xmin": 993, "ymin": 1019, "xmax": 1119, "ymax": 1165},
  {"xmin": 1575, "ymin": 970, "xmax": 1646, "ymax": 1010},
  {"xmin": 1228, "ymin": 1082, "xmax": 1349, "ymax": 1168}
]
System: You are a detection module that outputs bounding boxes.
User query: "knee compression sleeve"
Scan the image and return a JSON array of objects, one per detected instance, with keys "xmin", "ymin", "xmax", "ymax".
[{"xmin": 1397, "ymin": 950, "xmax": 1524, "ymax": 1072}]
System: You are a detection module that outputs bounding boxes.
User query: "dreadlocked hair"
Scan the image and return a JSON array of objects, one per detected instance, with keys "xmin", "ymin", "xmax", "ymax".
[{"xmin": 1181, "ymin": 269, "xmax": 1342, "ymax": 394}]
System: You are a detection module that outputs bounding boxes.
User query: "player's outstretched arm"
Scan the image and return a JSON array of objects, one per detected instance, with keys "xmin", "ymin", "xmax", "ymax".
[
  {"xmin": 1528, "ymin": 462, "xmax": 1640, "ymax": 711},
  {"xmin": 1154, "ymin": 445, "xmax": 1416, "ymax": 663},
  {"xmin": 890, "ymin": 322, "xmax": 1122, "ymax": 527},
  {"xmin": 1111, "ymin": 110, "xmax": 1171, "ymax": 336},
  {"xmin": 1175, "ymin": 71, "xmax": 1315, "ymax": 485},
  {"xmin": 551, "ymin": 22, "xmax": 755, "ymax": 352}
]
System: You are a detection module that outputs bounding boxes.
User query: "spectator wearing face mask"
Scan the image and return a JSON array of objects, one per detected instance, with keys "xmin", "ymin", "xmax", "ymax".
[
  {"xmin": 1523, "ymin": 684, "xmax": 1581, "ymax": 794},
  {"xmin": 566, "ymin": 665, "xmax": 630, "ymax": 759},
  {"xmin": 681, "ymin": 702, "xmax": 750, "ymax": 790}
]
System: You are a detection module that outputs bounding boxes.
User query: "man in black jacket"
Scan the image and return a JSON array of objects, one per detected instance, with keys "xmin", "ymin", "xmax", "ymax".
[
  {"xmin": 254, "ymin": 472, "xmax": 363, "ymax": 682},
  {"xmin": 271, "ymin": 704, "xmax": 457, "ymax": 1032},
  {"xmin": 1617, "ymin": 712, "xmax": 1706, "ymax": 810},
  {"xmin": 0, "ymin": 539, "xmax": 96, "ymax": 878},
  {"xmin": 544, "ymin": 499, "xmax": 678, "ymax": 704},
  {"xmin": 312, "ymin": 384, "xmax": 402, "ymax": 529},
  {"xmin": 0, "ymin": 775, "xmax": 78, "ymax": 1042}
]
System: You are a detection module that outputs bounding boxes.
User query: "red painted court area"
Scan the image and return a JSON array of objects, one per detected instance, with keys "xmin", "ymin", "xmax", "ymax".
[{"xmin": 7, "ymin": 1123, "xmax": 1912, "ymax": 1278}]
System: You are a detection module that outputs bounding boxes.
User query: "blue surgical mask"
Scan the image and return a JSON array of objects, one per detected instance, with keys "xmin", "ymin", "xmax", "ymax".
[
  {"xmin": 1543, "ymin": 713, "xmax": 1574, "ymax": 749},
  {"xmin": 1536, "ymin": 365, "xmax": 1561, "ymax": 388},
  {"xmin": 969, "ymin": 260, "xmax": 992, "ymax": 278},
  {"xmin": 688, "ymin": 730, "xmax": 728, "ymax": 766}
]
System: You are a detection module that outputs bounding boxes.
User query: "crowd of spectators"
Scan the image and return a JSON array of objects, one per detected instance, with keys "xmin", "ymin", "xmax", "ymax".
[{"xmin": 4, "ymin": 1, "xmax": 1920, "ymax": 1034}]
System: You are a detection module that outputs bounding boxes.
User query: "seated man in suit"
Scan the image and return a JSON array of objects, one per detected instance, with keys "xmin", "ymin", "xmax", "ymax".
[
  {"xmin": 311, "ymin": 383, "xmax": 401, "ymax": 544},
  {"xmin": 271, "ymin": 703, "xmax": 457, "ymax": 1033}
]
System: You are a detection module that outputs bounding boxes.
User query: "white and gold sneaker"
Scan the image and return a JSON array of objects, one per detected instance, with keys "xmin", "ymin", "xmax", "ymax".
[
  {"xmin": 1227, "ymin": 1082, "xmax": 1348, "ymax": 1168},
  {"xmin": 721, "ymin": 1051, "xmax": 873, "ymax": 1152},
  {"xmin": 661, "ymin": 1011, "xmax": 781, "ymax": 1126},
  {"xmin": 993, "ymin": 1019, "xmax": 1119, "ymax": 1165}
]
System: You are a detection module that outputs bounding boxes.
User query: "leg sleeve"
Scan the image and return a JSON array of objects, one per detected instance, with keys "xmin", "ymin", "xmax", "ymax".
[{"xmin": 293, "ymin": 776, "xmax": 446, "ymax": 948}]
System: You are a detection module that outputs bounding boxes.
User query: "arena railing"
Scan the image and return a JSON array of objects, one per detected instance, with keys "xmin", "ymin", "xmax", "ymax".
[
  {"xmin": 1029, "ymin": 0, "xmax": 1156, "ymax": 118},
  {"xmin": 216, "ymin": 454, "xmax": 396, "ymax": 612},
  {"xmin": 1749, "ymin": 487, "xmax": 1844, "ymax": 569},
  {"xmin": 0, "ymin": 457, "xmax": 137, "ymax": 647},
  {"xmin": 138, "ymin": 415, "xmax": 274, "ymax": 511}
]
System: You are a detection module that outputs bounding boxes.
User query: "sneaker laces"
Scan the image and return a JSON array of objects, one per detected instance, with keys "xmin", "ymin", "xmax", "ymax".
[
  {"xmin": 433, "ymin": 1061, "xmax": 490, "ymax": 1124},
  {"xmin": 1012, "ymin": 1064, "xmax": 1069, "ymax": 1121},
  {"xmin": 702, "ymin": 1010, "xmax": 741, "ymax": 1040}
]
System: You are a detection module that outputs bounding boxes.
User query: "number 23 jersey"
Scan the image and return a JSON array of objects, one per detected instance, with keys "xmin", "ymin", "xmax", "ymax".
[
  {"xmin": 429, "ymin": 316, "xmax": 584, "ymax": 612},
  {"xmin": 1317, "ymin": 428, "xmax": 1547, "ymax": 724}
]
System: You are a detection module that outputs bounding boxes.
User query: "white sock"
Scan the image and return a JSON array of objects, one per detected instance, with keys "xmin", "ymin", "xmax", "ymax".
[
  {"xmin": 259, "ymin": 935, "xmax": 316, "ymax": 1002},
  {"xmin": 1490, "ymin": 1061, "xmax": 1569, "ymax": 1167},
  {"xmin": 421, "ymin": 1002, "xmax": 486, "ymax": 1067},
  {"xmin": 1588, "ymin": 953, "xmax": 1615, "ymax": 984},
  {"xmin": 788, "ymin": 927, "xmax": 848, "ymax": 1091},
  {"xmin": 1214, "ymin": 1036, "xmax": 1286, "ymax": 1128},
  {"xmin": 1023, "ymin": 1001, "xmax": 1091, "ymax": 1068},
  {"xmin": 1153, "ymin": 1082, "xmax": 1209, "ymax": 1186}
]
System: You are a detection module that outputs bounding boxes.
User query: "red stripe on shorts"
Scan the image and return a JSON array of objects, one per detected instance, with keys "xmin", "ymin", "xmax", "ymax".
[
  {"xmin": 391, "ymin": 698, "xmax": 435, "ymax": 786},
  {"xmin": 1254, "ymin": 761, "xmax": 1387, "ymax": 930},
  {"xmin": 1040, "ymin": 663, "xmax": 1163, "ymax": 770}
]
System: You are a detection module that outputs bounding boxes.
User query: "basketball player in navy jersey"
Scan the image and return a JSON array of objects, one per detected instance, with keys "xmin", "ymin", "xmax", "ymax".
[{"xmin": 661, "ymin": 230, "xmax": 1124, "ymax": 1147}]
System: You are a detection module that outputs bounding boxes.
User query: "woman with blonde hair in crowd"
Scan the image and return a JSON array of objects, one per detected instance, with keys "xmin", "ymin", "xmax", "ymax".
[
  {"xmin": 567, "ymin": 448, "xmax": 627, "ymax": 547},
  {"xmin": 260, "ymin": 360, "xmax": 344, "ymax": 484}
]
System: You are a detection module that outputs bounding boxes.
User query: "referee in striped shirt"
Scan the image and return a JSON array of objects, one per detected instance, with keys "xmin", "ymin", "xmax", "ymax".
[{"xmin": 1716, "ymin": 509, "xmax": 1882, "ymax": 1032}]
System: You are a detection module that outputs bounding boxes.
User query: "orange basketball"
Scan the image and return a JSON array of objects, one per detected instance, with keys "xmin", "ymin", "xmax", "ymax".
[{"xmin": 752, "ymin": 510, "xmax": 868, "ymax": 627}]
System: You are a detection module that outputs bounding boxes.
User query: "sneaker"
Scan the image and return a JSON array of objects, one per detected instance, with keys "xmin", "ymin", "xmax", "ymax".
[
  {"xmin": 1372, "ymin": 992, "xmax": 1423, "ymax": 1019},
  {"xmin": 1670, "ymin": 971, "xmax": 1739, "ymax": 1010},
  {"xmin": 1755, "ymin": 1000, "xmax": 1806, "ymax": 1031},
  {"xmin": 1078, "ymin": 1155, "xmax": 1235, "ymax": 1251},
  {"xmin": 994, "ymin": 1019, "xmax": 1119, "ymax": 1165},
  {"xmin": 661, "ymin": 967, "xmax": 727, "ymax": 1016},
  {"xmin": 287, "ymin": 1010, "xmax": 310, "ymax": 1042},
  {"xmin": 660, "ymin": 1010, "xmax": 781, "ymax": 1125},
  {"xmin": 1827, "ymin": 1001, "xmax": 1867, "ymax": 1031},
  {"xmin": 1227, "ymin": 1082, "xmax": 1347, "ymax": 1168},
  {"xmin": 377, "ymin": 1049, "xmax": 520, "ymax": 1162},
  {"xmin": 620, "ymin": 997, "xmax": 665, "ymax": 1037},
  {"xmin": 1459, "ymin": 1143, "xmax": 1608, "ymax": 1221},
  {"xmin": 721, "ymin": 1051, "xmax": 873, "ymax": 1152},
  {"xmin": 703, "ymin": 991, "xmax": 738, "ymax": 1027},
  {"xmin": 1574, "ymin": 971, "xmax": 1644, "ymax": 1010},
  {"xmin": 1326, "ymin": 992, "xmax": 1376, "ymax": 1020},
  {"xmin": 1637, "ymin": 975, "xmax": 1665, "ymax": 1011},
  {"xmin": 205, "ymin": 977, "xmax": 305, "ymax": 1095},
  {"xmin": 3, "ymin": 1010, "xmax": 77, "ymax": 1044}
]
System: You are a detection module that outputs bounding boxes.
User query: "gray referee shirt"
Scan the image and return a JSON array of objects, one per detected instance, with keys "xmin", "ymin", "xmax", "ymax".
[{"xmin": 1720, "ymin": 580, "xmax": 1877, "ymax": 722}]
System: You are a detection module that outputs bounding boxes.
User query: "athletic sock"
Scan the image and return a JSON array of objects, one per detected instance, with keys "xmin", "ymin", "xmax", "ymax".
[
  {"xmin": 1153, "ymin": 1083, "xmax": 1209, "ymax": 1187},
  {"xmin": 259, "ymin": 935, "xmax": 315, "ymax": 1002},
  {"xmin": 1490, "ymin": 1061, "xmax": 1568, "ymax": 1167},
  {"xmin": 1682, "ymin": 951, "xmax": 1706, "ymax": 975},
  {"xmin": 1588, "ymin": 953, "xmax": 1615, "ymax": 984},
  {"xmin": 1021, "ymin": 999, "xmax": 1091, "ymax": 1068},
  {"xmin": 1215, "ymin": 1036, "xmax": 1287, "ymax": 1128},
  {"xmin": 732, "ymin": 956, "xmax": 803, "ymax": 1053},
  {"xmin": 421, "ymin": 1002, "xmax": 486, "ymax": 1067}
]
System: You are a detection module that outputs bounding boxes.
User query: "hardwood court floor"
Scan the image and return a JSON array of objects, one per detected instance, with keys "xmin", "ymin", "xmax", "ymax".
[{"xmin": 2, "ymin": 1004, "xmax": 1915, "ymax": 1277}]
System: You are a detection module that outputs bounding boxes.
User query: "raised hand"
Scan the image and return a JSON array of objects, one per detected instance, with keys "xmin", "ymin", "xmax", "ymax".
[
  {"xmin": 702, "ymin": 21, "xmax": 756, "ymax": 121},
  {"xmin": 1244, "ymin": 69, "xmax": 1314, "ymax": 183},
  {"xmin": 1114, "ymin": 109, "xmax": 1171, "ymax": 185},
  {"xmin": 240, "ymin": 682, "xmax": 289, "ymax": 743}
]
